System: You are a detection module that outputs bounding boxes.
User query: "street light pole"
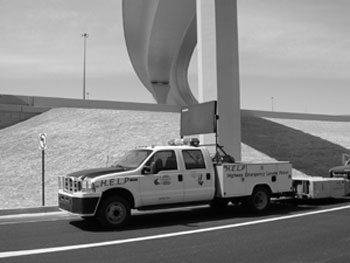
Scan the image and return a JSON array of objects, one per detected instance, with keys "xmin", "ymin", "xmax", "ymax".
[{"xmin": 81, "ymin": 33, "xmax": 89, "ymax": 100}]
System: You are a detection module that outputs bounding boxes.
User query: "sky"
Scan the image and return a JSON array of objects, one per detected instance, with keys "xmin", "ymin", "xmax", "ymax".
[{"xmin": 1, "ymin": 0, "xmax": 350, "ymax": 115}]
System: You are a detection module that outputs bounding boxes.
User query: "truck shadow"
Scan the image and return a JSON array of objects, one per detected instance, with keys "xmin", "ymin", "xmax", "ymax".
[
  {"xmin": 69, "ymin": 198, "xmax": 350, "ymax": 232},
  {"xmin": 241, "ymin": 116, "xmax": 350, "ymax": 176}
]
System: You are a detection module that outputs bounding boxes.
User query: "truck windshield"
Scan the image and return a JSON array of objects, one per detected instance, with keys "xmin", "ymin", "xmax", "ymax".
[{"xmin": 111, "ymin": 149, "xmax": 152, "ymax": 169}]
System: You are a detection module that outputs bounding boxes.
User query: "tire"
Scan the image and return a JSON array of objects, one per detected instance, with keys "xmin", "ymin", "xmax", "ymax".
[
  {"xmin": 97, "ymin": 196, "xmax": 131, "ymax": 229},
  {"xmin": 249, "ymin": 186, "xmax": 271, "ymax": 212}
]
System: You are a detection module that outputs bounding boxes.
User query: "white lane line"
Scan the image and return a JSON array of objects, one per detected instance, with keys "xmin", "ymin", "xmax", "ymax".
[{"xmin": 0, "ymin": 205, "xmax": 349, "ymax": 259}]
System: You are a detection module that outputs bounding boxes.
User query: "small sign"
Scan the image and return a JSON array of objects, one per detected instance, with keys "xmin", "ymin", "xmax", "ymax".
[{"xmin": 39, "ymin": 133, "xmax": 48, "ymax": 150}]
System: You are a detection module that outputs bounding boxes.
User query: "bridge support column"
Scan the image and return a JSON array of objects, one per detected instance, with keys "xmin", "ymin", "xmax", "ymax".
[{"xmin": 196, "ymin": 0, "xmax": 241, "ymax": 160}]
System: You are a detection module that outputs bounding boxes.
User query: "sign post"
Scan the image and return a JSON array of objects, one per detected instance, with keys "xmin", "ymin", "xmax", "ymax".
[{"xmin": 39, "ymin": 133, "xmax": 48, "ymax": 206}]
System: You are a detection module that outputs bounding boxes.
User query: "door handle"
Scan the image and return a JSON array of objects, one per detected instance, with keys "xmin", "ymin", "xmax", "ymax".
[
  {"xmin": 178, "ymin": 174, "xmax": 183, "ymax": 182},
  {"xmin": 206, "ymin": 173, "xmax": 211, "ymax": 180}
]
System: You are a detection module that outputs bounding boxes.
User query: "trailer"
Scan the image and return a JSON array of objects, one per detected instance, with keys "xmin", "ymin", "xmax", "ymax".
[{"xmin": 293, "ymin": 175, "xmax": 350, "ymax": 199}]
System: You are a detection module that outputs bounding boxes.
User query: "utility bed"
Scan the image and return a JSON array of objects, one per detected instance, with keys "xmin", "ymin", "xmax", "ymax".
[{"xmin": 215, "ymin": 162, "xmax": 293, "ymax": 198}]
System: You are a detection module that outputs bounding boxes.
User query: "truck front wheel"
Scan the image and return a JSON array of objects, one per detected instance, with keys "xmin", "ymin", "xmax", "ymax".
[
  {"xmin": 249, "ymin": 186, "xmax": 271, "ymax": 212},
  {"xmin": 97, "ymin": 196, "xmax": 131, "ymax": 228}
]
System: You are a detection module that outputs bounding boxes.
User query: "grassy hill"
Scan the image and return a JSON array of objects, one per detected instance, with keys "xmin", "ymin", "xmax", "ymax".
[
  {"xmin": 241, "ymin": 116, "xmax": 350, "ymax": 177},
  {"xmin": 0, "ymin": 108, "xmax": 181, "ymax": 209},
  {"xmin": 0, "ymin": 108, "xmax": 349, "ymax": 209}
]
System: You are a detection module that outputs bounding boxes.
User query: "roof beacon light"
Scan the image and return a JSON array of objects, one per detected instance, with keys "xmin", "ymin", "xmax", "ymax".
[
  {"xmin": 168, "ymin": 139, "xmax": 183, "ymax": 146},
  {"xmin": 183, "ymin": 138, "xmax": 200, "ymax": 147},
  {"xmin": 168, "ymin": 138, "xmax": 200, "ymax": 147}
]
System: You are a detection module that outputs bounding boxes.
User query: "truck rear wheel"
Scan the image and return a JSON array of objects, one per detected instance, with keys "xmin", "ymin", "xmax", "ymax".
[
  {"xmin": 97, "ymin": 196, "xmax": 131, "ymax": 228},
  {"xmin": 249, "ymin": 186, "xmax": 271, "ymax": 212}
]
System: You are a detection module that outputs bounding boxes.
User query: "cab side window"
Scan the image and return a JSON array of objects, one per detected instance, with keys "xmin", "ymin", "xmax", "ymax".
[
  {"xmin": 182, "ymin": 150, "xmax": 206, "ymax": 170},
  {"xmin": 146, "ymin": 150, "xmax": 178, "ymax": 173}
]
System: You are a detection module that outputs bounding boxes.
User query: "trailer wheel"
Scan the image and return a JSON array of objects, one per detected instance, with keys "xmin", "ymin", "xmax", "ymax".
[
  {"xmin": 97, "ymin": 196, "xmax": 131, "ymax": 228},
  {"xmin": 249, "ymin": 186, "xmax": 271, "ymax": 212}
]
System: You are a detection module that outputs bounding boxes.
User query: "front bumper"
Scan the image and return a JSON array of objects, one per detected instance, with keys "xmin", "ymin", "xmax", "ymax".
[{"xmin": 58, "ymin": 193, "xmax": 100, "ymax": 216}]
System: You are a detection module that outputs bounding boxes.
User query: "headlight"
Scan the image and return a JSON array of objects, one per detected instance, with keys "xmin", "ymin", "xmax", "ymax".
[{"xmin": 81, "ymin": 179, "xmax": 96, "ymax": 193}]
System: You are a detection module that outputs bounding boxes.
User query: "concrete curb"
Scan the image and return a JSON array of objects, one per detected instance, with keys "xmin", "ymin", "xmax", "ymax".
[{"xmin": 0, "ymin": 206, "xmax": 59, "ymax": 216}]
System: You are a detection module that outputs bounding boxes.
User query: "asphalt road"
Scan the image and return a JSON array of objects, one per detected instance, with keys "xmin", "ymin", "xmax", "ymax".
[{"xmin": 1, "ymin": 199, "xmax": 350, "ymax": 263}]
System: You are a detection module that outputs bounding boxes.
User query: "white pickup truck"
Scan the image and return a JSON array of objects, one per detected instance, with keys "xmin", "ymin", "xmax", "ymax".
[{"xmin": 58, "ymin": 138, "xmax": 293, "ymax": 228}]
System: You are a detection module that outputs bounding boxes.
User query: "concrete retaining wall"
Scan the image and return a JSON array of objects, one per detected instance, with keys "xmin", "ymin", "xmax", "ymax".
[
  {"xmin": 0, "ymin": 103, "xmax": 50, "ymax": 129},
  {"xmin": 241, "ymin": 109, "xmax": 350, "ymax": 122},
  {"xmin": 1, "ymin": 94, "xmax": 350, "ymax": 130},
  {"xmin": 0, "ymin": 95, "xmax": 181, "ymax": 129},
  {"xmin": 31, "ymin": 96, "xmax": 181, "ymax": 112}
]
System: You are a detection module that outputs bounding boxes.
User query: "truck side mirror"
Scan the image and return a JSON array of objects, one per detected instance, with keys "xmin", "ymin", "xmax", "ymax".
[
  {"xmin": 142, "ymin": 166, "xmax": 150, "ymax": 175},
  {"xmin": 142, "ymin": 162, "xmax": 158, "ymax": 175}
]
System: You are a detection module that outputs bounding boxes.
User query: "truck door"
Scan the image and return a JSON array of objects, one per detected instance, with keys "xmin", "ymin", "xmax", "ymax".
[
  {"xmin": 182, "ymin": 149, "xmax": 215, "ymax": 202},
  {"xmin": 139, "ymin": 150, "xmax": 184, "ymax": 206}
]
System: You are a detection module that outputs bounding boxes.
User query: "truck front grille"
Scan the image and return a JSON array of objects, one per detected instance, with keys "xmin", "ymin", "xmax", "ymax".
[{"xmin": 63, "ymin": 177, "xmax": 82, "ymax": 193}]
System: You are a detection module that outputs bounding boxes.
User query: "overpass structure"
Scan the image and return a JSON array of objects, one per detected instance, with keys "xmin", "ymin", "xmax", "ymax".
[
  {"xmin": 123, "ymin": 0, "xmax": 241, "ymax": 159},
  {"xmin": 122, "ymin": 0, "xmax": 198, "ymax": 106}
]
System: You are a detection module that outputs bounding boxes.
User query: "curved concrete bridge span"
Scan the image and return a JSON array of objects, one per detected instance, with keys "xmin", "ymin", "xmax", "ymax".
[{"xmin": 122, "ymin": 0, "xmax": 197, "ymax": 106}]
